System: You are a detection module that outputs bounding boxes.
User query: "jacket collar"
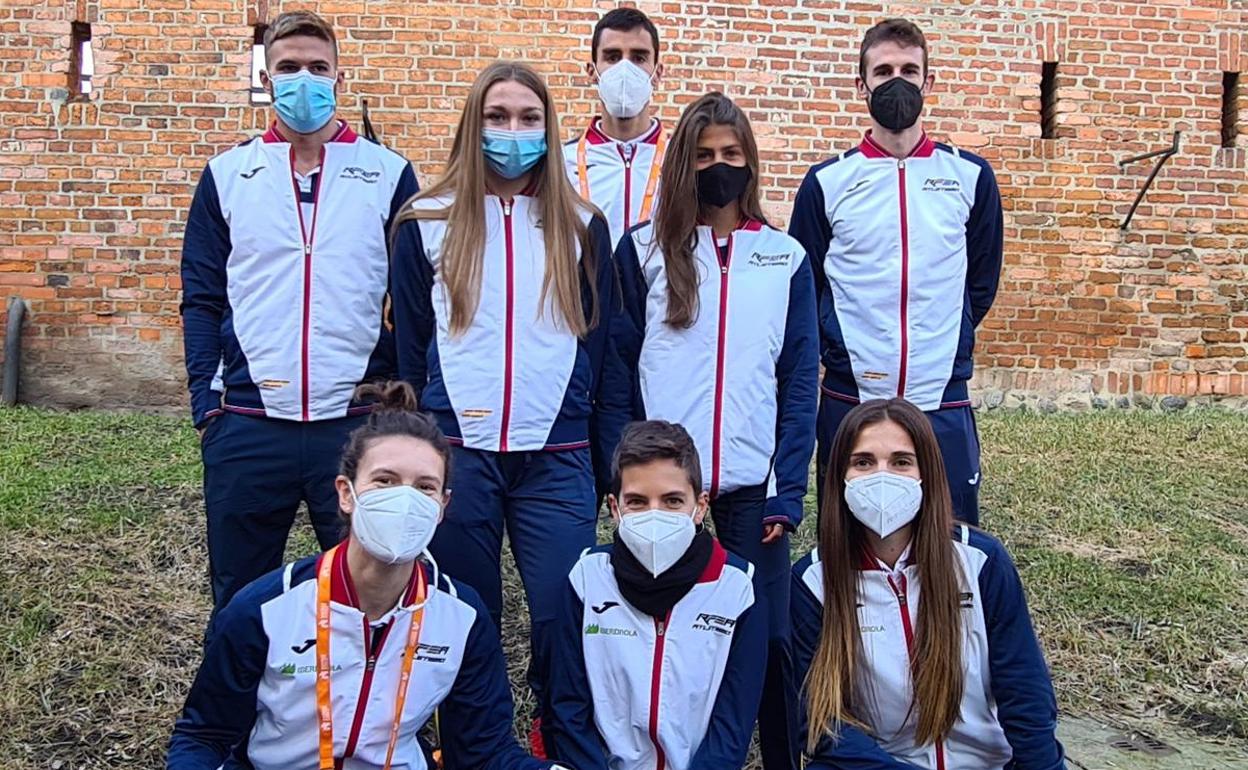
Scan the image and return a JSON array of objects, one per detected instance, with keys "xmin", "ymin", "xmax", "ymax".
[
  {"xmin": 858, "ymin": 129, "xmax": 935, "ymax": 159},
  {"xmin": 263, "ymin": 120, "xmax": 357, "ymax": 144}
]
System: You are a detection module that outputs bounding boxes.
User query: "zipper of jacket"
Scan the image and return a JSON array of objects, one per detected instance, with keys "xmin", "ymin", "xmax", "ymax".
[
  {"xmin": 499, "ymin": 197, "xmax": 516, "ymax": 452},
  {"xmin": 709, "ymin": 234, "xmax": 733, "ymax": 497},
  {"xmin": 648, "ymin": 612, "xmax": 671, "ymax": 770}
]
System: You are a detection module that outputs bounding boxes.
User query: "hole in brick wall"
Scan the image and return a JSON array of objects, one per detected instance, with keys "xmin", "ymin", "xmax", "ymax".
[
  {"xmin": 69, "ymin": 21, "xmax": 93, "ymax": 99},
  {"xmin": 1222, "ymin": 70, "xmax": 1240, "ymax": 148},
  {"xmin": 1040, "ymin": 61, "xmax": 1058, "ymax": 139},
  {"xmin": 250, "ymin": 24, "xmax": 271, "ymax": 105}
]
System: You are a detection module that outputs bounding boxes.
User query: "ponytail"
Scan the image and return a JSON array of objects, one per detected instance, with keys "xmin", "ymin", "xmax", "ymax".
[{"xmin": 339, "ymin": 381, "xmax": 453, "ymax": 483}]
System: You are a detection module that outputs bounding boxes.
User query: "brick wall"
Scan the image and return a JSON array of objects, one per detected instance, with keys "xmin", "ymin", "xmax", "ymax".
[{"xmin": 1, "ymin": 0, "xmax": 1245, "ymax": 414}]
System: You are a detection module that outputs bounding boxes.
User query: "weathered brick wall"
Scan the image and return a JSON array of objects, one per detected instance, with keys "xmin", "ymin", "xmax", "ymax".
[{"xmin": 1, "ymin": 0, "xmax": 1245, "ymax": 414}]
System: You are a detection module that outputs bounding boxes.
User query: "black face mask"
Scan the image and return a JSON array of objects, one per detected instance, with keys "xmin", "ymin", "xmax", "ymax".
[
  {"xmin": 696, "ymin": 162, "xmax": 752, "ymax": 209},
  {"xmin": 867, "ymin": 77, "xmax": 925, "ymax": 132}
]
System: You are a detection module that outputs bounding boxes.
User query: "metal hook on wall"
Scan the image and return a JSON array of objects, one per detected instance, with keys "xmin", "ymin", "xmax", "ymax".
[{"xmin": 1118, "ymin": 131, "xmax": 1181, "ymax": 230}]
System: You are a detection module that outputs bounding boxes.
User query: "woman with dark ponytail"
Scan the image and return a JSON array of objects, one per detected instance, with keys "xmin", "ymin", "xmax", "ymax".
[{"xmin": 168, "ymin": 381, "xmax": 567, "ymax": 770}]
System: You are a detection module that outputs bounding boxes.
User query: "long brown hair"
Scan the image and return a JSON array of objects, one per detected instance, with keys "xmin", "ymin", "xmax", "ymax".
[
  {"xmin": 652, "ymin": 92, "xmax": 767, "ymax": 329},
  {"xmin": 805, "ymin": 398, "xmax": 964, "ymax": 750},
  {"xmin": 391, "ymin": 61, "xmax": 599, "ymax": 337}
]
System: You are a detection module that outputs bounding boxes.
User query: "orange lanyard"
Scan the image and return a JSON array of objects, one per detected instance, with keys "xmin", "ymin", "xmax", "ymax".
[
  {"xmin": 577, "ymin": 129, "xmax": 667, "ymax": 224},
  {"xmin": 316, "ymin": 544, "xmax": 427, "ymax": 770}
]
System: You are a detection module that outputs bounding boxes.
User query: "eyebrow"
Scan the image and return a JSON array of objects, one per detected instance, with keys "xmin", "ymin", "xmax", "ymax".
[
  {"xmin": 274, "ymin": 57, "xmax": 331, "ymax": 68},
  {"xmin": 483, "ymin": 103, "xmax": 542, "ymax": 114}
]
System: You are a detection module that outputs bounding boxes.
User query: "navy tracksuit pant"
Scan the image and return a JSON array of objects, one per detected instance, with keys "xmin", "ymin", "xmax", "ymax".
[
  {"xmin": 429, "ymin": 445, "xmax": 598, "ymax": 708},
  {"xmin": 200, "ymin": 410, "xmax": 365, "ymax": 633},
  {"xmin": 713, "ymin": 483, "xmax": 796, "ymax": 770},
  {"xmin": 815, "ymin": 396, "xmax": 982, "ymax": 526}
]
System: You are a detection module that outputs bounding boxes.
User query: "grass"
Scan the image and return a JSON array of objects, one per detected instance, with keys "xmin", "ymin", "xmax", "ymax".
[{"xmin": 1, "ymin": 406, "xmax": 1246, "ymax": 768}]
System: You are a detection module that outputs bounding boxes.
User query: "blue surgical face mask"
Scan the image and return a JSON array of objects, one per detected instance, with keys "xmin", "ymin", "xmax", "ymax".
[
  {"xmin": 271, "ymin": 71, "xmax": 337, "ymax": 135},
  {"xmin": 481, "ymin": 128, "xmax": 547, "ymax": 179}
]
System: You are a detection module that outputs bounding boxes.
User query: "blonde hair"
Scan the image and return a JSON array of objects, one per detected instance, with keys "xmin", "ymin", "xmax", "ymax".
[{"xmin": 391, "ymin": 61, "xmax": 600, "ymax": 337}]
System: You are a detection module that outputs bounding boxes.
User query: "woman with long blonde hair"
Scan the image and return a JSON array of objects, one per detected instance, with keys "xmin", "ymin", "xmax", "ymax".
[
  {"xmin": 388, "ymin": 61, "xmax": 625, "ymax": 741},
  {"xmin": 792, "ymin": 398, "xmax": 1064, "ymax": 769}
]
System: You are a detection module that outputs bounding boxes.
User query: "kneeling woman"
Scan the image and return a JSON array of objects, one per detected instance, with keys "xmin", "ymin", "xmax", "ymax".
[
  {"xmin": 168, "ymin": 382, "xmax": 560, "ymax": 770},
  {"xmin": 544, "ymin": 420, "xmax": 767, "ymax": 770},
  {"xmin": 792, "ymin": 398, "xmax": 1065, "ymax": 770}
]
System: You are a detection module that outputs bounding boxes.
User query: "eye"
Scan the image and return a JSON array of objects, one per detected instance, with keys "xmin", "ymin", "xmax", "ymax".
[
  {"xmin": 852, "ymin": 457, "xmax": 874, "ymax": 468},
  {"xmin": 894, "ymin": 457, "xmax": 914, "ymax": 467},
  {"xmin": 523, "ymin": 114, "xmax": 542, "ymax": 125},
  {"xmin": 632, "ymin": 54, "xmax": 648, "ymax": 64},
  {"xmin": 418, "ymin": 481, "xmax": 440, "ymax": 493}
]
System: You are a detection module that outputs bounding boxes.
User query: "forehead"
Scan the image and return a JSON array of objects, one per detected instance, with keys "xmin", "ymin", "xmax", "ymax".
[
  {"xmin": 357, "ymin": 435, "xmax": 445, "ymax": 477},
  {"xmin": 597, "ymin": 26, "xmax": 656, "ymax": 55},
  {"xmin": 267, "ymin": 34, "xmax": 336, "ymax": 64},
  {"xmin": 483, "ymin": 80, "xmax": 543, "ymax": 110},
  {"xmin": 697, "ymin": 123, "xmax": 741, "ymax": 149},
  {"xmin": 863, "ymin": 39, "xmax": 925, "ymax": 71},
  {"xmin": 619, "ymin": 458, "xmax": 694, "ymax": 493},
  {"xmin": 851, "ymin": 419, "xmax": 916, "ymax": 454}
]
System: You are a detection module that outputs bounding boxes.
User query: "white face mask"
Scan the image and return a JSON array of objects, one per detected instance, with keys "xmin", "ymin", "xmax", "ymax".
[
  {"xmin": 349, "ymin": 483, "xmax": 441, "ymax": 565},
  {"xmin": 596, "ymin": 59, "xmax": 655, "ymax": 120},
  {"xmin": 844, "ymin": 471, "xmax": 922, "ymax": 539},
  {"xmin": 617, "ymin": 508, "xmax": 697, "ymax": 578}
]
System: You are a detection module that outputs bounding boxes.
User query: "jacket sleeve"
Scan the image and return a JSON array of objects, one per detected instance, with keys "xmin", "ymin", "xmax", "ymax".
[
  {"xmin": 589, "ymin": 215, "xmax": 634, "ymax": 493},
  {"xmin": 386, "ymin": 163, "xmax": 420, "ymax": 237},
  {"xmin": 166, "ymin": 583, "xmax": 268, "ymax": 769},
  {"xmin": 980, "ymin": 538, "xmax": 1066, "ymax": 770},
  {"xmin": 763, "ymin": 254, "xmax": 820, "ymax": 531},
  {"xmin": 787, "ymin": 167, "xmax": 833, "ymax": 309},
  {"xmin": 439, "ymin": 584, "xmax": 555, "ymax": 770},
  {"xmin": 791, "ymin": 562, "xmax": 919, "ymax": 770},
  {"xmin": 965, "ymin": 159, "xmax": 1003, "ymax": 328},
  {"xmin": 543, "ymin": 578, "xmax": 609, "ymax": 770},
  {"xmin": 179, "ymin": 164, "xmax": 228, "ymax": 428},
  {"xmin": 687, "ymin": 595, "xmax": 768, "ymax": 770},
  {"xmin": 617, "ymin": 232, "xmax": 647, "ymax": 424},
  {"xmin": 390, "ymin": 217, "xmax": 435, "ymax": 393}
]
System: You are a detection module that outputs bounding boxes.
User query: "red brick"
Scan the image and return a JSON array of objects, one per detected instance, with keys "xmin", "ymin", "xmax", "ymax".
[{"xmin": 1, "ymin": 0, "xmax": 1244, "ymax": 408}]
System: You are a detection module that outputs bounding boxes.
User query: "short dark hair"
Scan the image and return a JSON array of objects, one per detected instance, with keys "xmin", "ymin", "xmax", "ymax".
[
  {"xmin": 859, "ymin": 18, "xmax": 927, "ymax": 79},
  {"xmin": 610, "ymin": 420, "xmax": 702, "ymax": 497},
  {"xmin": 264, "ymin": 10, "xmax": 338, "ymax": 64},
  {"xmin": 591, "ymin": 7, "xmax": 660, "ymax": 63}
]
